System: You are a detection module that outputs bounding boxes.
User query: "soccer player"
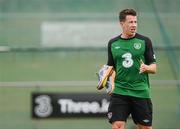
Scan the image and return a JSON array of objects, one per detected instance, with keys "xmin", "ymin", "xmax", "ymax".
[{"xmin": 107, "ymin": 9, "xmax": 157, "ymax": 129}]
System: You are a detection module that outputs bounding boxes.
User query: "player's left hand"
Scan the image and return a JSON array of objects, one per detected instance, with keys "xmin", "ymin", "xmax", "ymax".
[{"xmin": 139, "ymin": 60, "xmax": 149, "ymax": 74}]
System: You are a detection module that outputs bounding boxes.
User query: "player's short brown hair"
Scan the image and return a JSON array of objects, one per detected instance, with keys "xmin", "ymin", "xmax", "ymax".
[{"xmin": 119, "ymin": 9, "xmax": 137, "ymax": 22}]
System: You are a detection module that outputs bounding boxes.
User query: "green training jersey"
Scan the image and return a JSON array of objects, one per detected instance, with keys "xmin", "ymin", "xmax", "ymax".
[{"xmin": 107, "ymin": 33, "xmax": 156, "ymax": 98}]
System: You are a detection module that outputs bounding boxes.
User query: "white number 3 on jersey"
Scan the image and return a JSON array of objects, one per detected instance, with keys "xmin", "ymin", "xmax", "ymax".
[{"xmin": 122, "ymin": 53, "xmax": 134, "ymax": 68}]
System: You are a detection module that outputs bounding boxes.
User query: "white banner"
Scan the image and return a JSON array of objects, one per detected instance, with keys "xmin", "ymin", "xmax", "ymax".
[{"xmin": 41, "ymin": 21, "xmax": 120, "ymax": 47}]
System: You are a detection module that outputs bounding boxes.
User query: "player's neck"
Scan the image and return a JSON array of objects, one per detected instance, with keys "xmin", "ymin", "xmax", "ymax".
[{"xmin": 121, "ymin": 33, "xmax": 136, "ymax": 39}]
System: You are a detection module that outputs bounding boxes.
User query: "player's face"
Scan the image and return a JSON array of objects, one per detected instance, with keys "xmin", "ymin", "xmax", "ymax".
[{"xmin": 120, "ymin": 15, "xmax": 137, "ymax": 38}]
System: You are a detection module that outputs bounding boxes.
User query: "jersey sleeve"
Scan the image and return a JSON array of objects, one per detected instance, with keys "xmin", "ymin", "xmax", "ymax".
[
  {"xmin": 144, "ymin": 38, "xmax": 156, "ymax": 65},
  {"xmin": 107, "ymin": 40, "xmax": 115, "ymax": 68}
]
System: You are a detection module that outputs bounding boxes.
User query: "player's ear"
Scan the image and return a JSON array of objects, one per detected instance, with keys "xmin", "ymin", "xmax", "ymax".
[
  {"xmin": 119, "ymin": 21, "xmax": 122, "ymax": 25},
  {"xmin": 119, "ymin": 21, "xmax": 123, "ymax": 27}
]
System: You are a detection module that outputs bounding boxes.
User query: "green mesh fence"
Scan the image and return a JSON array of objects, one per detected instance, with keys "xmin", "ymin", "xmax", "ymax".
[{"xmin": 0, "ymin": 0, "xmax": 180, "ymax": 129}]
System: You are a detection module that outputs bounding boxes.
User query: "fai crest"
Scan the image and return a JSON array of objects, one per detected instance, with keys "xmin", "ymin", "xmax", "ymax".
[{"xmin": 134, "ymin": 43, "xmax": 141, "ymax": 49}]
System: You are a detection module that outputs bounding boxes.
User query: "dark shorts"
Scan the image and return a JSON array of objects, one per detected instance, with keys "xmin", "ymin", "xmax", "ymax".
[{"xmin": 107, "ymin": 94, "xmax": 153, "ymax": 126}]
